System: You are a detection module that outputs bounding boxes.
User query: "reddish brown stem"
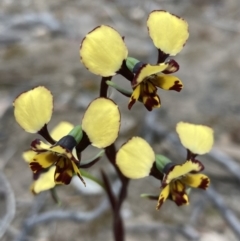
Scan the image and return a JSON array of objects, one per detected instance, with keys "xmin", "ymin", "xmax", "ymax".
[{"xmin": 38, "ymin": 124, "xmax": 56, "ymax": 145}]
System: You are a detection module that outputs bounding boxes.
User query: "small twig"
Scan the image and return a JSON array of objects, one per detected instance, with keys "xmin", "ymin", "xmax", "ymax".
[
  {"xmin": 0, "ymin": 171, "xmax": 16, "ymax": 239},
  {"xmin": 206, "ymin": 186, "xmax": 240, "ymax": 239}
]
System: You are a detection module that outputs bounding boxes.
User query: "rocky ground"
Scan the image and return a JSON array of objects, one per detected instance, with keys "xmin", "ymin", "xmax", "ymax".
[{"xmin": 1, "ymin": 0, "xmax": 240, "ymax": 240}]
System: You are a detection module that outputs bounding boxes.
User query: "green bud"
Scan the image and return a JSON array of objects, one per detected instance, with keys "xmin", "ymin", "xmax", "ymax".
[
  {"xmin": 155, "ymin": 154, "xmax": 172, "ymax": 173},
  {"xmin": 68, "ymin": 125, "xmax": 83, "ymax": 144},
  {"xmin": 126, "ymin": 57, "xmax": 140, "ymax": 72}
]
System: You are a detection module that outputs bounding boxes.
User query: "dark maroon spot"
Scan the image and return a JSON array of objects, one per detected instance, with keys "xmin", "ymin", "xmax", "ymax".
[
  {"xmin": 31, "ymin": 139, "xmax": 41, "ymax": 149},
  {"xmin": 190, "ymin": 159, "xmax": 204, "ymax": 173},
  {"xmin": 157, "ymin": 198, "xmax": 164, "ymax": 210},
  {"xmin": 128, "ymin": 98, "xmax": 136, "ymax": 110},
  {"xmin": 144, "ymin": 97, "xmax": 156, "ymax": 111},
  {"xmin": 172, "ymin": 192, "xmax": 188, "ymax": 206},
  {"xmin": 169, "ymin": 80, "xmax": 182, "ymax": 92},
  {"xmin": 55, "ymin": 171, "xmax": 72, "ymax": 185},
  {"xmin": 29, "ymin": 162, "xmax": 44, "ymax": 173},
  {"xmin": 163, "ymin": 59, "xmax": 179, "ymax": 74},
  {"xmin": 198, "ymin": 177, "xmax": 210, "ymax": 190}
]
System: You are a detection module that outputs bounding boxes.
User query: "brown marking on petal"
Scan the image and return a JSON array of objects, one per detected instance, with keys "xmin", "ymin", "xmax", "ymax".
[
  {"xmin": 170, "ymin": 181, "xmax": 188, "ymax": 206},
  {"xmin": 144, "ymin": 97, "xmax": 157, "ymax": 111},
  {"xmin": 169, "ymin": 80, "xmax": 183, "ymax": 92},
  {"xmin": 198, "ymin": 177, "xmax": 210, "ymax": 189},
  {"xmin": 128, "ymin": 98, "xmax": 136, "ymax": 110},
  {"xmin": 29, "ymin": 161, "xmax": 44, "ymax": 173},
  {"xmin": 31, "ymin": 139, "xmax": 41, "ymax": 149},
  {"xmin": 156, "ymin": 197, "xmax": 164, "ymax": 210},
  {"xmin": 144, "ymin": 81, "xmax": 157, "ymax": 95},
  {"xmin": 190, "ymin": 159, "xmax": 205, "ymax": 173},
  {"xmin": 171, "ymin": 192, "xmax": 188, "ymax": 206},
  {"xmin": 55, "ymin": 171, "xmax": 72, "ymax": 185},
  {"xmin": 162, "ymin": 59, "xmax": 179, "ymax": 74},
  {"xmin": 55, "ymin": 158, "xmax": 73, "ymax": 185}
]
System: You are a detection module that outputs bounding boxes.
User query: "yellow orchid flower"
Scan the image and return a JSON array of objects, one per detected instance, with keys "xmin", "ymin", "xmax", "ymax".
[
  {"xmin": 22, "ymin": 122, "xmax": 75, "ymax": 193},
  {"xmin": 79, "ymin": 11, "xmax": 189, "ymax": 111},
  {"xmin": 116, "ymin": 122, "xmax": 214, "ymax": 210}
]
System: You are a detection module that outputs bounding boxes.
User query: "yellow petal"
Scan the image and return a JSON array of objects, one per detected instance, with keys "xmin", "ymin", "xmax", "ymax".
[
  {"xmin": 50, "ymin": 121, "xmax": 74, "ymax": 141},
  {"xmin": 147, "ymin": 11, "xmax": 189, "ymax": 56},
  {"xmin": 31, "ymin": 166, "xmax": 56, "ymax": 194},
  {"xmin": 162, "ymin": 160, "xmax": 204, "ymax": 187},
  {"xmin": 132, "ymin": 63, "xmax": 168, "ymax": 87},
  {"xmin": 30, "ymin": 152, "xmax": 57, "ymax": 172},
  {"xmin": 22, "ymin": 150, "xmax": 36, "ymax": 163},
  {"xmin": 116, "ymin": 137, "xmax": 155, "ymax": 179},
  {"xmin": 13, "ymin": 86, "xmax": 53, "ymax": 133},
  {"xmin": 80, "ymin": 25, "xmax": 128, "ymax": 77},
  {"xmin": 128, "ymin": 85, "xmax": 141, "ymax": 110},
  {"xmin": 181, "ymin": 173, "xmax": 210, "ymax": 190},
  {"xmin": 156, "ymin": 184, "xmax": 170, "ymax": 210},
  {"xmin": 151, "ymin": 75, "xmax": 183, "ymax": 92},
  {"xmin": 82, "ymin": 98, "xmax": 120, "ymax": 148},
  {"xmin": 176, "ymin": 122, "xmax": 214, "ymax": 155}
]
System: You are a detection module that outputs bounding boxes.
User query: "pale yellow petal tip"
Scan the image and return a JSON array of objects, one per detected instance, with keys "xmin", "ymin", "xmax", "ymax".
[
  {"xmin": 82, "ymin": 98, "xmax": 121, "ymax": 148},
  {"xmin": 147, "ymin": 10, "xmax": 189, "ymax": 56},
  {"xmin": 116, "ymin": 136, "xmax": 155, "ymax": 179},
  {"xmin": 176, "ymin": 122, "xmax": 214, "ymax": 155},
  {"xmin": 80, "ymin": 25, "xmax": 128, "ymax": 77},
  {"xmin": 14, "ymin": 86, "xmax": 53, "ymax": 133}
]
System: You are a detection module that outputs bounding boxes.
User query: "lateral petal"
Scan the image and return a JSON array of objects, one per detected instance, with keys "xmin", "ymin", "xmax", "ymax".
[
  {"xmin": 176, "ymin": 122, "xmax": 214, "ymax": 155},
  {"xmin": 80, "ymin": 25, "xmax": 128, "ymax": 77},
  {"xmin": 151, "ymin": 75, "xmax": 183, "ymax": 92},
  {"xmin": 116, "ymin": 137, "xmax": 155, "ymax": 179},
  {"xmin": 156, "ymin": 184, "xmax": 170, "ymax": 210},
  {"xmin": 181, "ymin": 173, "xmax": 210, "ymax": 190},
  {"xmin": 13, "ymin": 86, "xmax": 53, "ymax": 133},
  {"xmin": 147, "ymin": 10, "xmax": 189, "ymax": 56},
  {"xmin": 82, "ymin": 98, "xmax": 120, "ymax": 148}
]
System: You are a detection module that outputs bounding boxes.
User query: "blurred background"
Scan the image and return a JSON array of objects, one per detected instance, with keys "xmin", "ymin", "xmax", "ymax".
[{"xmin": 1, "ymin": 0, "xmax": 240, "ymax": 240}]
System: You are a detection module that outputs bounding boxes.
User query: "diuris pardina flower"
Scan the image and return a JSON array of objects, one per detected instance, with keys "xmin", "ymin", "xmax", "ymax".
[
  {"xmin": 22, "ymin": 121, "xmax": 74, "ymax": 194},
  {"xmin": 116, "ymin": 122, "xmax": 214, "ymax": 210},
  {"xmin": 79, "ymin": 11, "xmax": 189, "ymax": 111},
  {"xmin": 14, "ymin": 86, "xmax": 121, "ymax": 188}
]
